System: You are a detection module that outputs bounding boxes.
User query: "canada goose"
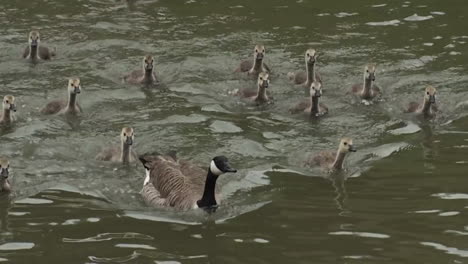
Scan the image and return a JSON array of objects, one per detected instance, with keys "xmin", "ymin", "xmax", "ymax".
[
  {"xmin": 289, "ymin": 81, "xmax": 328, "ymax": 117},
  {"xmin": 124, "ymin": 55, "xmax": 159, "ymax": 85},
  {"xmin": 0, "ymin": 95, "xmax": 17, "ymax": 124},
  {"xmin": 22, "ymin": 31, "xmax": 56, "ymax": 61},
  {"xmin": 139, "ymin": 153, "xmax": 237, "ymax": 212},
  {"xmin": 405, "ymin": 86, "xmax": 438, "ymax": 118},
  {"xmin": 287, "ymin": 49, "xmax": 322, "ymax": 87},
  {"xmin": 307, "ymin": 138, "xmax": 356, "ymax": 171},
  {"xmin": 41, "ymin": 78, "xmax": 82, "ymax": 115},
  {"xmin": 235, "ymin": 45, "xmax": 271, "ymax": 77},
  {"xmin": 351, "ymin": 64, "xmax": 381, "ymax": 100},
  {"xmin": 235, "ymin": 72, "xmax": 271, "ymax": 104},
  {"xmin": 96, "ymin": 127, "xmax": 137, "ymax": 163},
  {"xmin": 0, "ymin": 158, "xmax": 11, "ymax": 193}
]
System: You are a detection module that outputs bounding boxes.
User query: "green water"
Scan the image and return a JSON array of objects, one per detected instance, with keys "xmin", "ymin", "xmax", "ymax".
[{"xmin": 1, "ymin": 0, "xmax": 468, "ymax": 263}]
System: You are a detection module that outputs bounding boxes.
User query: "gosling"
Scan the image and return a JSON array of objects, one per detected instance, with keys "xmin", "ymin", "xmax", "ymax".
[
  {"xmin": 96, "ymin": 127, "xmax": 137, "ymax": 164},
  {"xmin": 124, "ymin": 55, "xmax": 159, "ymax": 85},
  {"xmin": 289, "ymin": 81, "xmax": 328, "ymax": 117},
  {"xmin": 0, "ymin": 95, "xmax": 17, "ymax": 124},
  {"xmin": 287, "ymin": 49, "xmax": 322, "ymax": 87},
  {"xmin": 405, "ymin": 85, "xmax": 438, "ymax": 118},
  {"xmin": 351, "ymin": 64, "xmax": 381, "ymax": 100},
  {"xmin": 0, "ymin": 158, "xmax": 11, "ymax": 193},
  {"xmin": 22, "ymin": 31, "xmax": 56, "ymax": 61},
  {"xmin": 307, "ymin": 138, "xmax": 357, "ymax": 171},
  {"xmin": 41, "ymin": 78, "xmax": 82, "ymax": 115},
  {"xmin": 235, "ymin": 45, "xmax": 271, "ymax": 77},
  {"xmin": 235, "ymin": 72, "xmax": 272, "ymax": 105}
]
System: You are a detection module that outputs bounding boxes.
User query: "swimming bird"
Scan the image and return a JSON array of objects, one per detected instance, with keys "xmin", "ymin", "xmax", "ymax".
[
  {"xmin": 0, "ymin": 95, "xmax": 17, "ymax": 124},
  {"xmin": 235, "ymin": 45, "xmax": 271, "ymax": 77},
  {"xmin": 307, "ymin": 138, "xmax": 356, "ymax": 171},
  {"xmin": 22, "ymin": 31, "xmax": 56, "ymax": 61},
  {"xmin": 124, "ymin": 55, "xmax": 159, "ymax": 85},
  {"xmin": 287, "ymin": 48, "xmax": 322, "ymax": 87},
  {"xmin": 235, "ymin": 72, "xmax": 271, "ymax": 104},
  {"xmin": 41, "ymin": 78, "xmax": 82, "ymax": 115},
  {"xmin": 405, "ymin": 85, "xmax": 438, "ymax": 118},
  {"xmin": 289, "ymin": 81, "xmax": 328, "ymax": 117},
  {"xmin": 139, "ymin": 153, "xmax": 237, "ymax": 212},
  {"xmin": 351, "ymin": 64, "xmax": 381, "ymax": 100},
  {"xmin": 0, "ymin": 158, "xmax": 11, "ymax": 193},
  {"xmin": 96, "ymin": 127, "xmax": 137, "ymax": 164}
]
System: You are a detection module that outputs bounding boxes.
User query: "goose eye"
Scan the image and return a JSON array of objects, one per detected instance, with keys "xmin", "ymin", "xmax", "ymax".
[
  {"xmin": 344, "ymin": 142, "xmax": 348, "ymax": 145},
  {"xmin": 5, "ymin": 100, "xmax": 8, "ymax": 104},
  {"xmin": 255, "ymin": 49, "xmax": 258, "ymax": 53},
  {"xmin": 262, "ymin": 49, "xmax": 265, "ymax": 53},
  {"xmin": 426, "ymin": 92, "xmax": 430, "ymax": 95},
  {"xmin": 123, "ymin": 133, "xmax": 126, "ymax": 137},
  {"xmin": 259, "ymin": 77, "xmax": 263, "ymax": 80}
]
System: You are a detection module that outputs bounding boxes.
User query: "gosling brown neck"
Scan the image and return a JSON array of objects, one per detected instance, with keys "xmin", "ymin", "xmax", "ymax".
[
  {"xmin": 332, "ymin": 151, "xmax": 347, "ymax": 170},
  {"xmin": 29, "ymin": 45, "xmax": 39, "ymax": 60},
  {"xmin": 361, "ymin": 77, "xmax": 373, "ymax": 98},
  {"xmin": 67, "ymin": 92, "xmax": 78, "ymax": 112},
  {"xmin": 306, "ymin": 61, "xmax": 316, "ymax": 87},
  {"xmin": 421, "ymin": 98, "xmax": 435, "ymax": 116},
  {"xmin": 252, "ymin": 58, "xmax": 263, "ymax": 73},
  {"xmin": 310, "ymin": 95, "xmax": 320, "ymax": 115},
  {"xmin": 0, "ymin": 178, "xmax": 11, "ymax": 193},
  {"xmin": 121, "ymin": 142, "xmax": 132, "ymax": 163},
  {"xmin": 255, "ymin": 84, "xmax": 268, "ymax": 102},
  {"xmin": 2, "ymin": 108, "xmax": 12, "ymax": 122}
]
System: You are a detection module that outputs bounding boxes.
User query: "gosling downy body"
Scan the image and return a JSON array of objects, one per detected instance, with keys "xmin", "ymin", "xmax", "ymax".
[
  {"xmin": 351, "ymin": 64, "xmax": 381, "ymax": 100},
  {"xmin": 22, "ymin": 31, "xmax": 56, "ymax": 61},
  {"xmin": 289, "ymin": 81, "xmax": 328, "ymax": 117},
  {"xmin": 96, "ymin": 127, "xmax": 138, "ymax": 164},
  {"xmin": 41, "ymin": 78, "xmax": 82, "ymax": 115},
  {"xmin": 0, "ymin": 95, "xmax": 17, "ymax": 124},
  {"xmin": 139, "ymin": 153, "xmax": 237, "ymax": 212},
  {"xmin": 287, "ymin": 49, "xmax": 322, "ymax": 87},
  {"xmin": 308, "ymin": 138, "xmax": 357, "ymax": 171},
  {"xmin": 236, "ymin": 72, "xmax": 272, "ymax": 104},
  {"xmin": 0, "ymin": 158, "xmax": 11, "ymax": 193},
  {"xmin": 124, "ymin": 55, "xmax": 159, "ymax": 85},
  {"xmin": 235, "ymin": 45, "xmax": 271, "ymax": 77},
  {"xmin": 406, "ymin": 86, "xmax": 438, "ymax": 119}
]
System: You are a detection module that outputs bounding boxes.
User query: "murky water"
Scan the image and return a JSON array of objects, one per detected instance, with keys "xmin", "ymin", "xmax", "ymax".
[{"xmin": 1, "ymin": 0, "xmax": 468, "ymax": 262}]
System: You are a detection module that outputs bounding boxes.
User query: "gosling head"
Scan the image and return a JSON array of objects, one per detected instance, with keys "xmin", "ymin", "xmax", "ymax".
[
  {"xmin": 68, "ymin": 78, "xmax": 81, "ymax": 94},
  {"xmin": 3, "ymin": 95, "xmax": 16, "ymax": 112},
  {"xmin": 209, "ymin": 156, "xmax": 237, "ymax": 176},
  {"xmin": 121, "ymin": 127, "xmax": 134, "ymax": 146},
  {"xmin": 254, "ymin": 45, "xmax": 266, "ymax": 61},
  {"xmin": 424, "ymin": 86, "xmax": 437, "ymax": 104},
  {"xmin": 28, "ymin": 31, "xmax": 40, "ymax": 47},
  {"xmin": 309, "ymin": 81, "xmax": 322, "ymax": 98},
  {"xmin": 338, "ymin": 138, "xmax": 357, "ymax": 154},
  {"xmin": 143, "ymin": 55, "xmax": 154, "ymax": 72},
  {"xmin": 364, "ymin": 64, "xmax": 376, "ymax": 82},
  {"xmin": 0, "ymin": 158, "xmax": 10, "ymax": 180},
  {"xmin": 257, "ymin": 72, "xmax": 270, "ymax": 89},
  {"xmin": 305, "ymin": 49, "xmax": 317, "ymax": 65}
]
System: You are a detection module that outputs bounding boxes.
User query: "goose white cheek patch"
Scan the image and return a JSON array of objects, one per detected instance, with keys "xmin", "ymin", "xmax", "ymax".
[
  {"xmin": 210, "ymin": 160, "xmax": 223, "ymax": 176},
  {"xmin": 143, "ymin": 169, "xmax": 150, "ymax": 186}
]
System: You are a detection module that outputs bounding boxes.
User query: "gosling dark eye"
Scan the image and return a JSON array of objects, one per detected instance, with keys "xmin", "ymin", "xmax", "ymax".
[
  {"xmin": 262, "ymin": 49, "xmax": 265, "ymax": 53},
  {"xmin": 366, "ymin": 70, "xmax": 369, "ymax": 73},
  {"xmin": 5, "ymin": 100, "xmax": 8, "ymax": 104},
  {"xmin": 255, "ymin": 49, "xmax": 258, "ymax": 53},
  {"xmin": 123, "ymin": 133, "xmax": 126, "ymax": 137},
  {"xmin": 426, "ymin": 92, "xmax": 430, "ymax": 95},
  {"xmin": 344, "ymin": 142, "xmax": 348, "ymax": 145},
  {"xmin": 259, "ymin": 77, "xmax": 263, "ymax": 81}
]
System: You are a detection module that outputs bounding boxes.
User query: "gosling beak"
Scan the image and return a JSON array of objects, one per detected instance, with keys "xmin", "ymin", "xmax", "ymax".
[
  {"xmin": 256, "ymin": 53, "xmax": 264, "ymax": 60},
  {"xmin": 0, "ymin": 168, "xmax": 8, "ymax": 179},
  {"xmin": 370, "ymin": 73, "xmax": 376, "ymax": 82},
  {"xmin": 349, "ymin": 145, "xmax": 357, "ymax": 152},
  {"xmin": 263, "ymin": 80, "xmax": 269, "ymax": 88},
  {"xmin": 145, "ymin": 64, "xmax": 153, "ymax": 71},
  {"xmin": 31, "ymin": 40, "xmax": 38, "ymax": 47},
  {"xmin": 9, "ymin": 104, "xmax": 16, "ymax": 112},
  {"xmin": 315, "ymin": 89, "xmax": 322, "ymax": 97},
  {"xmin": 309, "ymin": 56, "xmax": 316, "ymax": 64},
  {"xmin": 126, "ymin": 137, "xmax": 133, "ymax": 146},
  {"xmin": 429, "ymin": 95, "xmax": 436, "ymax": 104},
  {"xmin": 74, "ymin": 86, "xmax": 81, "ymax": 94}
]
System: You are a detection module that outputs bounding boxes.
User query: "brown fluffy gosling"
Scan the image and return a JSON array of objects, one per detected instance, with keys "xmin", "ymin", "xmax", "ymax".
[
  {"xmin": 307, "ymin": 138, "xmax": 357, "ymax": 171},
  {"xmin": 22, "ymin": 31, "xmax": 56, "ymax": 61},
  {"xmin": 236, "ymin": 72, "xmax": 271, "ymax": 105},
  {"xmin": 405, "ymin": 86, "xmax": 438, "ymax": 119},
  {"xmin": 289, "ymin": 81, "xmax": 328, "ymax": 117},
  {"xmin": 287, "ymin": 49, "xmax": 322, "ymax": 87},
  {"xmin": 235, "ymin": 45, "xmax": 271, "ymax": 77},
  {"xmin": 124, "ymin": 55, "xmax": 159, "ymax": 85},
  {"xmin": 0, "ymin": 95, "xmax": 17, "ymax": 124},
  {"xmin": 0, "ymin": 158, "xmax": 11, "ymax": 193},
  {"xmin": 351, "ymin": 64, "xmax": 381, "ymax": 100},
  {"xmin": 41, "ymin": 78, "xmax": 82, "ymax": 115},
  {"xmin": 96, "ymin": 127, "xmax": 137, "ymax": 164}
]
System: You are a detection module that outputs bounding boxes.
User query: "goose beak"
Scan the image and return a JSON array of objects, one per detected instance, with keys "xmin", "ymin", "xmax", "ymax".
[
  {"xmin": 349, "ymin": 145, "xmax": 357, "ymax": 152},
  {"xmin": 9, "ymin": 104, "xmax": 16, "ymax": 112},
  {"xmin": 0, "ymin": 168, "xmax": 8, "ymax": 179},
  {"xmin": 74, "ymin": 86, "xmax": 81, "ymax": 94},
  {"xmin": 429, "ymin": 95, "xmax": 436, "ymax": 104},
  {"xmin": 126, "ymin": 137, "xmax": 133, "ymax": 145}
]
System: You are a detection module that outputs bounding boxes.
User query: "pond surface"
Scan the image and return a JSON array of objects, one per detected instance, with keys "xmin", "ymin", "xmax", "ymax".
[{"xmin": 1, "ymin": 0, "xmax": 468, "ymax": 263}]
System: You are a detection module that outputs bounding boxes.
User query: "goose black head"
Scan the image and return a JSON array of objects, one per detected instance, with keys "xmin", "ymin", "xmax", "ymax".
[{"xmin": 210, "ymin": 156, "xmax": 237, "ymax": 176}]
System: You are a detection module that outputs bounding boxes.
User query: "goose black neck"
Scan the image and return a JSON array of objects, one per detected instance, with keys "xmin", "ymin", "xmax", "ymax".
[
  {"xmin": 197, "ymin": 170, "xmax": 219, "ymax": 212},
  {"xmin": 311, "ymin": 95, "xmax": 320, "ymax": 114}
]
